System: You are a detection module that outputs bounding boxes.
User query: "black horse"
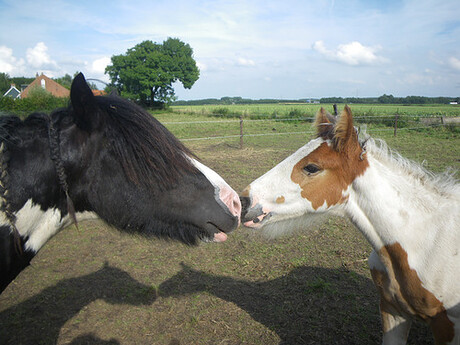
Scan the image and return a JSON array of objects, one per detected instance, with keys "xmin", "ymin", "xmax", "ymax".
[{"xmin": 0, "ymin": 73, "xmax": 241, "ymax": 292}]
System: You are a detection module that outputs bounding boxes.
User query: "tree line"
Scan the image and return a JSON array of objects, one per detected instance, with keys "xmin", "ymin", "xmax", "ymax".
[
  {"xmin": 320, "ymin": 94, "xmax": 459, "ymax": 104},
  {"xmin": 173, "ymin": 94, "xmax": 459, "ymax": 106},
  {"xmin": 173, "ymin": 97, "xmax": 313, "ymax": 106},
  {"xmin": 0, "ymin": 73, "xmax": 97, "ymax": 95}
]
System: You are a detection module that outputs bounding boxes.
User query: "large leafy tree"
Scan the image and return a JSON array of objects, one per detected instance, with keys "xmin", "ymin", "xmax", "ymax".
[{"xmin": 105, "ymin": 38, "xmax": 199, "ymax": 106}]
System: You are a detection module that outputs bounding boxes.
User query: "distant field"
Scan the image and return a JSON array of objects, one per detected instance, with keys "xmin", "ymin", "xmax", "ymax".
[{"xmin": 172, "ymin": 103, "xmax": 460, "ymax": 118}]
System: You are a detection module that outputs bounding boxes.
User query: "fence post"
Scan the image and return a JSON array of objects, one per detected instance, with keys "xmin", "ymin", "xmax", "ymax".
[
  {"xmin": 394, "ymin": 112, "xmax": 399, "ymax": 137},
  {"xmin": 333, "ymin": 104, "xmax": 338, "ymax": 116},
  {"xmin": 240, "ymin": 115, "xmax": 244, "ymax": 149}
]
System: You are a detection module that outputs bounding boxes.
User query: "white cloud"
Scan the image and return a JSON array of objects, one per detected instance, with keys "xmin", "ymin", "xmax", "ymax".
[
  {"xmin": 313, "ymin": 40, "xmax": 387, "ymax": 66},
  {"xmin": 448, "ymin": 57, "xmax": 460, "ymax": 72},
  {"xmin": 237, "ymin": 57, "xmax": 255, "ymax": 67},
  {"xmin": 90, "ymin": 57, "xmax": 111, "ymax": 74},
  {"xmin": 0, "ymin": 46, "xmax": 25, "ymax": 74},
  {"xmin": 26, "ymin": 42, "xmax": 58, "ymax": 70}
]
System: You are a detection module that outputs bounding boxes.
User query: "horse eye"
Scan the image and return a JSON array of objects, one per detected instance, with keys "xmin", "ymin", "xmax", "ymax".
[{"xmin": 303, "ymin": 164, "xmax": 321, "ymax": 175}]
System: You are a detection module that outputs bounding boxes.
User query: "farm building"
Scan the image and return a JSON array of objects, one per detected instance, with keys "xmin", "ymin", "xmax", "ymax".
[
  {"xmin": 2, "ymin": 84, "xmax": 21, "ymax": 99},
  {"xmin": 92, "ymin": 89, "xmax": 107, "ymax": 96},
  {"xmin": 21, "ymin": 73, "xmax": 70, "ymax": 98}
]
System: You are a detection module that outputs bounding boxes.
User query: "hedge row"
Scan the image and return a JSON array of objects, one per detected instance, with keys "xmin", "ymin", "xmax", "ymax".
[{"xmin": 0, "ymin": 94, "xmax": 69, "ymax": 118}]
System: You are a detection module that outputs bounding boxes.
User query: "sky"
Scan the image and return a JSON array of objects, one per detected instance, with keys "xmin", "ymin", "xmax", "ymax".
[{"xmin": 0, "ymin": 0, "xmax": 459, "ymax": 100}]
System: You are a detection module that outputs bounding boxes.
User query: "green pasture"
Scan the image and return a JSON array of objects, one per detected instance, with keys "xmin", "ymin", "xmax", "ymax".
[
  {"xmin": 157, "ymin": 108, "xmax": 459, "ymax": 176},
  {"xmin": 171, "ymin": 103, "xmax": 460, "ymax": 118}
]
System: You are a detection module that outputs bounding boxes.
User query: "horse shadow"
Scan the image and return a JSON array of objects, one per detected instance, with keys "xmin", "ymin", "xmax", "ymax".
[
  {"xmin": 0, "ymin": 264, "xmax": 157, "ymax": 345},
  {"xmin": 159, "ymin": 263, "xmax": 433, "ymax": 345}
]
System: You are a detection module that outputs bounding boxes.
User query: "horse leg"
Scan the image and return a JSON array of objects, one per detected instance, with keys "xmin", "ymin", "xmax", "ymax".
[
  {"xmin": 369, "ymin": 250, "xmax": 412, "ymax": 345},
  {"xmin": 380, "ymin": 299, "xmax": 412, "ymax": 345}
]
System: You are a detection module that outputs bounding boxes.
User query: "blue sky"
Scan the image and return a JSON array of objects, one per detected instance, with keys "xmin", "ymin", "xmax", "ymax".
[{"xmin": 1, "ymin": 0, "xmax": 459, "ymax": 99}]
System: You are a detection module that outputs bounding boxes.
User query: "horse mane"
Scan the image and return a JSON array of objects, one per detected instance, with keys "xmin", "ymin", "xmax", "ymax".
[
  {"xmin": 93, "ymin": 95, "xmax": 198, "ymax": 190},
  {"xmin": 0, "ymin": 95, "xmax": 199, "ymax": 191},
  {"xmin": 313, "ymin": 112, "xmax": 458, "ymax": 198},
  {"xmin": 364, "ymin": 136, "xmax": 459, "ymax": 198}
]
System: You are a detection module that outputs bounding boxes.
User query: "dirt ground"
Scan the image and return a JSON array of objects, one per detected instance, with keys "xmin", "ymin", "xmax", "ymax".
[{"xmin": 1, "ymin": 129, "xmax": 457, "ymax": 345}]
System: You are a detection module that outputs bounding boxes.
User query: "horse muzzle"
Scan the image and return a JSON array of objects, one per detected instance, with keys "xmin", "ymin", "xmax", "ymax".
[{"xmin": 240, "ymin": 196, "xmax": 273, "ymax": 229}]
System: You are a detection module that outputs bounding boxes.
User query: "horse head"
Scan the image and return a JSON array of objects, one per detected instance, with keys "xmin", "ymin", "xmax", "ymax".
[
  {"xmin": 0, "ymin": 73, "xmax": 241, "ymax": 291},
  {"xmin": 240, "ymin": 106, "xmax": 368, "ymax": 237}
]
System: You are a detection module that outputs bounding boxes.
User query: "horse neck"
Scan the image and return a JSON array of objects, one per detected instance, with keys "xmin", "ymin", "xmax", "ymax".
[
  {"xmin": 344, "ymin": 150, "xmax": 456, "ymax": 251},
  {"xmin": 2, "ymin": 118, "xmax": 85, "ymax": 253}
]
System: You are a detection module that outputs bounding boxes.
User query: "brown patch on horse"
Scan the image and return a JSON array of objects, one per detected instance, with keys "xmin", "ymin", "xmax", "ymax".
[
  {"xmin": 291, "ymin": 107, "xmax": 368, "ymax": 210},
  {"xmin": 241, "ymin": 186, "xmax": 250, "ymax": 197},
  {"xmin": 371, "ymin": 267, "xmax": 412, "ymax": 336},
  {"xmin": 276, "ymin": 196, "xmax": 285, "ymax": 204},
  {"xmin": 373, "ymin": 243, "xmax": 455, "ymax": 344}
]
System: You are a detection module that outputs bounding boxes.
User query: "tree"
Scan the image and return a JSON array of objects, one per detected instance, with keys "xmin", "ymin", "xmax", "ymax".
[
  {"xmin": 0, "ymin": 73, "xmax": 10, "ymax": 95},
  {"xmin": 54, "ymin": 74, "xmax": 73, "ymax": 89},
  {"xmin": 378, "ymin": 94, "xmax": 395, "ymax": 104},
  {"xmin": 105, "ymin": 38, "xmax": 199, "ymax": 106}
]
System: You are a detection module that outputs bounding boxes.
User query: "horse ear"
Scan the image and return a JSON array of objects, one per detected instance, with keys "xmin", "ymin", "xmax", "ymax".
[
  {"xmin": 70, "ymin": 73, "xmax": 99, "ymax": 131},
  {"xmin": 333, "ymin": 105, "xmax": 358, "ymax": 152},
  {"xmin": 314, "ymin": 107, "xmax": 335, "ymax": 139}
]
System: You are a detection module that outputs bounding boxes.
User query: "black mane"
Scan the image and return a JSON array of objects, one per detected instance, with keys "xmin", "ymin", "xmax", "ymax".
[
  {"xmin": 92, "ymin": 95, "xmax": 199, "ymax": 190},
  {"xmin": 0, "ymin": 95, "xmax": 199, "ymax": 191}
]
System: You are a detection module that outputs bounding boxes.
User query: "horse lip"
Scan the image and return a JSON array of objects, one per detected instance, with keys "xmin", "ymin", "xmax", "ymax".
[
  {"xmin": 201, "ymin": 220, "xmax": 236, "ymax": 243},
  {"xmin": 243, "ymin": 212, "xmax": 273, "ymax": 228}
]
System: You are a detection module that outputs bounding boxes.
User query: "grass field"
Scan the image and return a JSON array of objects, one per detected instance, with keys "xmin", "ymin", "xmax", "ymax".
[
  {"xmin": 172, "ymin": 103, "xmax": 460, "ymax": 118},
  {"xmin": 0, "ymin": 108, "xmax": 458, "ymax": 344}
]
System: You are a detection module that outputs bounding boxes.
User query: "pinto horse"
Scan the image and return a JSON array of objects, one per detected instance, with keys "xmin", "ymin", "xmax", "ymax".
[
  {"xmin": 241, "ymin": 106, "xmax": 459, "ymax": 344},
  {"xmin": 0, "ymin": 73, "xmax": 241, "ymax": 293}
]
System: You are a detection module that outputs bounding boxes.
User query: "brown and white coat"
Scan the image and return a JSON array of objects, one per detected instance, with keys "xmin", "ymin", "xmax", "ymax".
[{"xmin": 242, "ymin": 106, "xmax": 460, "ymax": 344}]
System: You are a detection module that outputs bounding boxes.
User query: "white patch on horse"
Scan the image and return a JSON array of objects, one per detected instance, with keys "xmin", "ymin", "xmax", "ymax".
[
  {"xmin": 190, "ymin": 157, "xmax": 241, "ymax": 221},
  {"xmin": 246, "ymin": 138, "xmax": 339, "ymax": 229},
  {"xmin": 13, "ymin": 199, "xmax": 98, "ymax": 252}
]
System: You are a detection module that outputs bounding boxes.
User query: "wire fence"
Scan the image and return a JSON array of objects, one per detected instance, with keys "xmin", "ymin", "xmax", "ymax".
[{"xmin": 162, "ymin": 113, "xmax": 459, "ymax": 145}]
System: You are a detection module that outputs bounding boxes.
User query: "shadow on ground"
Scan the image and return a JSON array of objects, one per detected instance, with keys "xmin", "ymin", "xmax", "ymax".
[
  {"xmin": 0, "ymin": 262, "xmax": 433, "ymax": 344},
  {"xmin": 0, "ymin": 264, "xmax": 156, "ymax": 345},
  {"xmin": 159, "ymin": 263, "xmax": 433, "ymax": 345}
]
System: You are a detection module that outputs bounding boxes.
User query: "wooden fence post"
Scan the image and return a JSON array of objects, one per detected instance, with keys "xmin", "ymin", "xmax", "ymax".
[
  {"xmin": 333, "ymin": 104, "xmax": 338, "ymax": 116},
  {"xmin": 240, "ymin": 115, "xmax": 244, "ymax": 149}
]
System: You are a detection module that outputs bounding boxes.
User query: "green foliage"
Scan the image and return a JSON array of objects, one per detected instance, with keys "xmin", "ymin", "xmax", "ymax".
[
  {"xmin": 0, "ymin": 85, "xmax": 68, "ymax": 118},
  {"xmin": 0, "ymin": 73, "xmax": 10, "ymax": 95},
  {"xmin": 9, "ymin": 76, "xmax": 35, "ymax": 88},
  {"xmin": 106, "ymin": 38, "xmax": 199, "ymax": 106},
  {"xmin": 321, "ymin": 95, "xmax": 458, "ymax": 104},
  {"xmin": 53, "ymin": 74, "xmax": 73, "ymax": 89}
]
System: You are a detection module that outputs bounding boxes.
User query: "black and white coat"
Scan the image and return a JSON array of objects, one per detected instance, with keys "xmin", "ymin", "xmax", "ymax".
[{"xmin": 0, "ymin": 73, "xmax": 241, "ymax": 292}]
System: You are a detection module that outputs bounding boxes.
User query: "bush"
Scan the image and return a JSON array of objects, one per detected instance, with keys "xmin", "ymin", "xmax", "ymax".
[{"xmin": 0, "ymin": 87, "xmax": 69, "ymax": 118}]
